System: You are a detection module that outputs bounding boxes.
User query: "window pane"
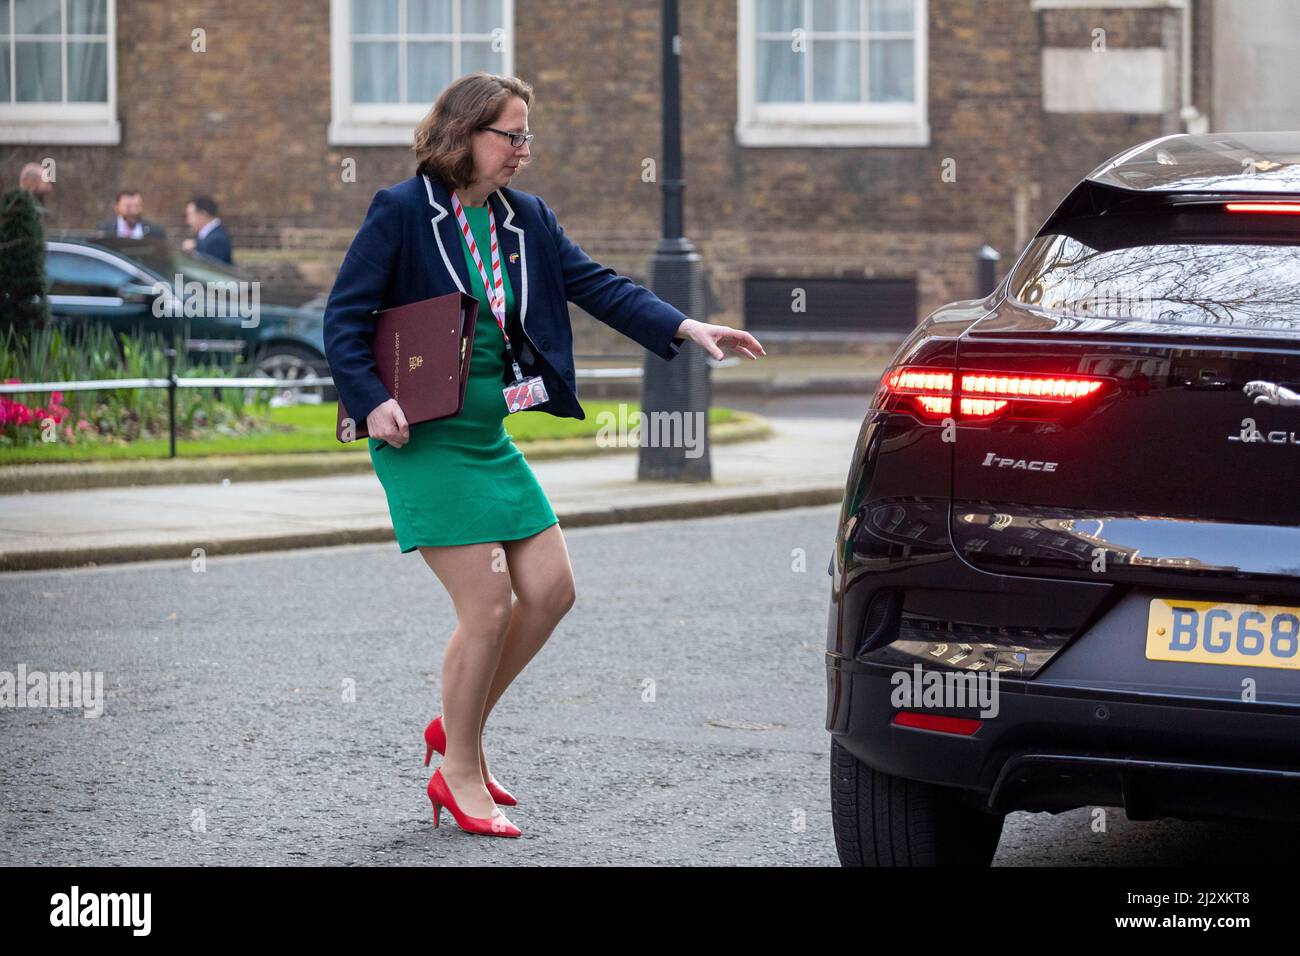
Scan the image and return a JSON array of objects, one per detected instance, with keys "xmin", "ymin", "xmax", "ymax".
[
  {"xmin": 352, "ymin": 41, "xmax": 399, "ymax": 101},
  {"xmin": 407, "ymin": 41, "xmax": 451, "ymax": 103},
  {"xmin": 68, "ymin": 0, "xmax": 107, "ymax": 34},
  {"xmin": 45, "ymin": 252, "xmax": 133, "ymax": 295},
  {"xmin": 812, "ymin": 0, "xmax": 857, "ymax": 32},
  {"xmin": 461, "ymin": 0, "xmax": 500, "ymax": 34},
  {"xmin": 407, "ymin": 0, "xmax": 450, "ymax": 33},
  {"xmin": 67, "ymin": 39, "xmax": 106, "ymax": 100},
  {"xmin": 0, "ymin": 1, "xmax": 9, "ymax": 36},
  {"xmin": 352, "ymin": 0, "xmax": 398, "ymax": 34},
  {"xmin": 868, "ymin": 38, "xmax": 912, "ymax": 101},
  {"xmin": 0, "ymin": 45, "xmax": 8, "ymax": 101},
  {"xmin": 756, "ymin": 38, "xmax": 801, "ymax": 102},
  {"xmin": 756, "ymin": 0, "xmax": 800, "ymax": 33},
  {"xmin": 812, "ymin": 39, "xmax": 859, "ymax": 101},
  {"xmin": 15, "ymin": 41, "xmax": 59, "ymax": 101},
  {"xmin": 16, "ymin": 0, "xmax": 60, "ymax": 33},
  {"xmin": 868, "ymin": 0, "xmax": 913, "ymax": 32},
  {"xmin": 1012, "ymin": 236, "xmax": 1300, "ymax": 330},
  {"xmin": 460, "ymin": 40, "xmax": 501, "ymax": 76}
]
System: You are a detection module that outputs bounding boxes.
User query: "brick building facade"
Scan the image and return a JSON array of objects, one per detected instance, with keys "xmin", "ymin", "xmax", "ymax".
[{"xmin": 1, "ymin": 0, "xmax": 1267, "ymax": 355}]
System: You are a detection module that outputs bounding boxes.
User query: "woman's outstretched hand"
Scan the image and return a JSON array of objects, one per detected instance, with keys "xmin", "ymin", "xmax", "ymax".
[{"xmin": 675, "ymin": 319, "xmax": 767, "ymax": 362}]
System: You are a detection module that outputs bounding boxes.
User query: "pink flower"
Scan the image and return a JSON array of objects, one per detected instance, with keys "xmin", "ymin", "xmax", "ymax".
[{"xmin": 50, "ymin": 390, "xmax": 63, "ymax": 404}]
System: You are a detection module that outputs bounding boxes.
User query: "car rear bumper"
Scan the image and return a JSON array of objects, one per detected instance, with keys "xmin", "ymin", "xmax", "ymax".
[{"xmin": 827, "ymin": 654, "xmax": 1300, "ymax": 823}]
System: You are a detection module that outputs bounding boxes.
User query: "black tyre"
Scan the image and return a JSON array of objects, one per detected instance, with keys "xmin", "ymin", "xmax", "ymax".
[
  {"xmin": 247, "ymin": 342, "xmax": 335, "ymax": 404},
  {"xmin": 830, "ymin": 737, "xmax": 1005, "ymax": 866}
]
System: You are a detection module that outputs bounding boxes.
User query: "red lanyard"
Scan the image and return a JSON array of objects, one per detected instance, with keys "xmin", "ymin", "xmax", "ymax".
[{"xmin": 451, "ymin": 193, "xmax": 525, "ymax": 383}]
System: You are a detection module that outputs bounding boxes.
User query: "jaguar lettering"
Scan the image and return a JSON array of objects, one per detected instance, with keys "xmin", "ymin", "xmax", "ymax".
[{"xmin": 1227, "ymin": 416, "xmax": 1300, "ymax": 444}]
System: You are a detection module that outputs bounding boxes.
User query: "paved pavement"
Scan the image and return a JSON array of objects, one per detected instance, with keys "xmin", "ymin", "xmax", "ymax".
[{"xmin": 0, "ymin": 415, "xmax": 865, "ymax": 571}]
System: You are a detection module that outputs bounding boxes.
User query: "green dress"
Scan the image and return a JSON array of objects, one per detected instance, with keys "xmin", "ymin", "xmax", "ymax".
[{"xmin": 367, "ymin": 201, "xmax": 559, "ymax": 551}]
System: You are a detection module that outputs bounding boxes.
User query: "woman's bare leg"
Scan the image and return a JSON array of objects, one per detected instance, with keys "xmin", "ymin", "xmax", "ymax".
[
  {"xmin": 418, "ymin": 540, "xmax": 514, "ymax": 821},
  {"xmin": 477, "ymin": 524, "xmax": 577, "ymax": 761}
]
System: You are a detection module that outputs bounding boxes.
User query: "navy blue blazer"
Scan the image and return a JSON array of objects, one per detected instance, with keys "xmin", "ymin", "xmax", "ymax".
[
  {"xmin": 195, "ymin": 222, "xmax": 233, "ymax": 264},
  {"xmin": 323, "ymin": 172, "xmax": 688, "ymax": 425}
]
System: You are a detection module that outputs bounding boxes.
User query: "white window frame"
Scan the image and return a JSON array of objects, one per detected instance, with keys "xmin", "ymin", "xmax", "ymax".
[
  {"xmin": 329, "ymin": 0, "xmax": 515, "ymax": 146},
  {"xmin": 737, "ymin": 0, "xmax": 928, "ymax": 147},
  {"xmin": 0, "ymin": 0, "xmax": 119, "ymax": 144}
]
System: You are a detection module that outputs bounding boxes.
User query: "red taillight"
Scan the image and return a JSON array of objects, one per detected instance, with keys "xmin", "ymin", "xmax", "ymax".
[
  {"xmin": 963, "ymin": 372, "xmax": 1104, "ymax": 402},
  {"xmin": 883, "ymin": 368, "xmax": 954, "ymax": 396},
  {"xmin": 1225, "ymin": 202, "xmax": 1300, "ymax": 215},
  {"xmin": 874, "ymin": 365, "xmax": 1108, "ymax": 423},
  {"xmin": 892, "ymin": 711, "xmax": 982, "ymax": 736}
]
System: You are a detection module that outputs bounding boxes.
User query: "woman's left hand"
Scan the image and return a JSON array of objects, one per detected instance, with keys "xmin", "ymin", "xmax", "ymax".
[{"xmin": 676, "ymin": 319, "xmax": 767, "ymax": 362}]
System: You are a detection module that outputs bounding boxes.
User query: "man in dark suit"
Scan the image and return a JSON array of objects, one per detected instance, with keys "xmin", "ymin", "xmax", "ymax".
[
  {"xmin": 182, "ymin": 195, "xmax": 233, "ymax": 264},
  {"xmin": 96, "ymin": 189, "xmax": 167, "ymax": 240}
]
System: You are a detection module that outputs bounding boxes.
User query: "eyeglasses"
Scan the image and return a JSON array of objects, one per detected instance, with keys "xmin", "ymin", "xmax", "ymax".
[{"xmin": 478, "ymin": 126, "xmax": 534, "ymax": 149}]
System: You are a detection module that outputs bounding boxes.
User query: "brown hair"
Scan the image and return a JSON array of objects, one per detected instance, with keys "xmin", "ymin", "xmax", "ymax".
[{"xmin": 412, "ymin": 72, "xmax": 535, "ymax": 190}]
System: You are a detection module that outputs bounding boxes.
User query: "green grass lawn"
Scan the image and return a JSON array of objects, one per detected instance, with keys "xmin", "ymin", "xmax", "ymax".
[{"xmin": 0, "ymin": 401, "xmax": 736, "ymax": 464}]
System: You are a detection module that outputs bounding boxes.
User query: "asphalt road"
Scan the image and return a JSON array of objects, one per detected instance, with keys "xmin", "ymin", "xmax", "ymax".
[{"xmin": 2, "ymin": 504, "xmax": 1298, "ymax": 865}]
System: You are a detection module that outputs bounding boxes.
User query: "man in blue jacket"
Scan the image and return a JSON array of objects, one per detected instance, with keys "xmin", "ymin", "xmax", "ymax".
[{"xmin": 182, "ymin": 195, "xmax": 233, "ymax": 264}]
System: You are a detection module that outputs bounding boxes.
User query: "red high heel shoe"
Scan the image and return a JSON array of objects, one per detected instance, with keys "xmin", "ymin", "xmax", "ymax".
[
  {"xmin": 424, "ymin": 714, "xmax": 518, "ymax": 806},
  {"xmin": 427, "ymin": 768, "xmax": 521, "ymax": 838}
]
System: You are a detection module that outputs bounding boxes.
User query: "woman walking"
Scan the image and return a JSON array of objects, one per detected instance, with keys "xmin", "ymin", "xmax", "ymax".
[{"xmin": 323, "ymin": 73, "xmax": 765, "ymax": 838}]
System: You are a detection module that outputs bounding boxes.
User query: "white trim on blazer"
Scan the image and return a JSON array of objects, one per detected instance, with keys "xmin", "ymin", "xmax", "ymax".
[
  {"xmin": 494, "ymin": 187, "xmax": 530, "ymax": 338},
  {"xmin": 422, "ymin": 174, "xmax": 466, "ymax": 296},
  {"xmin": 421, "ymin": 173, "xmax": 532, "ymax": 339}
]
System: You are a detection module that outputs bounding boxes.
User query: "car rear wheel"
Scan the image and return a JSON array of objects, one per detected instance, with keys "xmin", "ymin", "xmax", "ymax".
[
  {"xmin": 248, "ymin": 343, "xmax": 334, "ymax": 405},
  {"xmin": 830, "ymin": 737, "xmax": 1005, "ymax": 866}
]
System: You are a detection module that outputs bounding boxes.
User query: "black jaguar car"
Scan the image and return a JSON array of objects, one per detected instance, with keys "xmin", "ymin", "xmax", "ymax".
[
  {"xmin": 827, "ymin": 131, "xmax": 1300, "ymax": 865},
  {"xmin": 43, "ymin": 235, "xmax": 333, "ymax": 401}
]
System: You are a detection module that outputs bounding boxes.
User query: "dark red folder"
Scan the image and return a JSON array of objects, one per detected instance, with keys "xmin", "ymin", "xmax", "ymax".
[{"xmin": 335, "ymin": 291, "xmax": 479, "ymax": 442}]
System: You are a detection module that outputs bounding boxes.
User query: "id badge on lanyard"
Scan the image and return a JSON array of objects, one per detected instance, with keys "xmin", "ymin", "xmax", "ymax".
[
  {"xmin": 503, "ymin": 374, "xmax": 548, "ymax": 413},
  {"xmin": 453, "ymin": 193, "xmax": 550, "ymax": 415}
]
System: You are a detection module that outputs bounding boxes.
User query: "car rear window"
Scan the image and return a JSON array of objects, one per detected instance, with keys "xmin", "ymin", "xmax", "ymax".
[{"xmin": 1010, "ymin": 232, "xmax": 1300, "ymax": 331}]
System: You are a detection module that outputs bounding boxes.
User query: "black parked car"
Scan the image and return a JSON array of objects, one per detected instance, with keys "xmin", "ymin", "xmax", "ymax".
[
  {"xmin": 827, "ymin": 131, "xmax": 1300, "ymax": 865},
  {"xmin": 44, "ymin": 235, "xmax": 332, "ymax": 401}
]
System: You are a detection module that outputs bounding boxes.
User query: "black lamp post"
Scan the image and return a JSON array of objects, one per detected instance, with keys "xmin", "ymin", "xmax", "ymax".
[{"xmin": 638, "ymin": 0, "xmax": 712, "ymax": 481}]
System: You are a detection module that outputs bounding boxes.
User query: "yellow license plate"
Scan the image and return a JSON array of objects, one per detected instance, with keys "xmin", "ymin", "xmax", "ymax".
[{"xmin": 1147, "ymin": 599, "xmax": 1300, "ymax": 670}]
